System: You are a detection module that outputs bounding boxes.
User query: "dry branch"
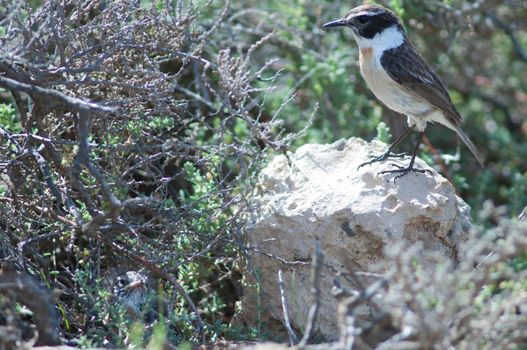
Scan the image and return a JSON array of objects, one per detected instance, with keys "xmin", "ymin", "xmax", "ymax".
[{"xmin": 0, "ymin": 262, "xmax": 61, "ymax": 346}]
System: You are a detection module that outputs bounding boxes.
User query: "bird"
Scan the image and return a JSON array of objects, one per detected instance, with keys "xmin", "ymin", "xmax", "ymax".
[
  {"xmin": 323, "ymin": 5, "xmax": 484, "ymax": 179},
  {"xmin": 112, "ymin": 270, "xmax": 148, "ymax": 318},
  {"xmin": 111, "ymin": 271, "xmax": 181, "ymax": 344}
]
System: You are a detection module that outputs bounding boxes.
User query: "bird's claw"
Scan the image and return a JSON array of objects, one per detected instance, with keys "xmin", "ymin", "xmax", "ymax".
[
  {"xmin": 357, "ymin": 150, "xmax": 409, "ymax": 170},
  {"xmin": 379, "ymin": 163, "xmax": 433, "ymax": 182}
]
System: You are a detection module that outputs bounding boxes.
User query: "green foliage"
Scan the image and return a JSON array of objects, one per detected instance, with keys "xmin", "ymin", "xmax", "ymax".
[
  {"xmin": 175, "ymin": 161, "xmax": 238, "ymax": 340},
  {"xmin": 0, "ymin": 102, "xmax": 20, "ymax": 132},
  {"xmin": 375, "ymin": 121, "xmax": 392, "ymax": 143},
  {"xmin": 389, "ymin": 0, "xmax": 406, "ymax": 18},
  {"xmin": 148, "ymin": 323, "xmax": 168, "ymax": 350},
  {"xmin": 72, "ymin": 266, "xmax": 130, "ymax": 347},
  {"xmin": 267, "ymin": 47, "xmax": 381, "ymax": 146}
]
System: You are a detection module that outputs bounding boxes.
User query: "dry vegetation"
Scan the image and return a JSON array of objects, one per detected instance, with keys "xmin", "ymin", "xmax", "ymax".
[
  {"xmin": 0, "ymin": 0, "xmax": 285, "ymax": 347},
  {"xmin": 0, "ymin": 0, "xmax": 526, "ymax": 349}
]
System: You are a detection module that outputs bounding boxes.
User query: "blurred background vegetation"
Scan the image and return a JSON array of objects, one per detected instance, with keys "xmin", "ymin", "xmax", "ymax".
[{"xmin": 0, "ymin": 0, "xmax": 525, "ymax": 348}]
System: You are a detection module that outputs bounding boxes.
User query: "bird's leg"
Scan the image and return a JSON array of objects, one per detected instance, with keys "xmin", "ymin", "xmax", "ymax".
[
  {"xmin": 379, "ymin": 131, "xmax": 432, "ymax": 181},
  {"xmin": 358, "ymin": 127, "xmax": 413, "ymax": 169}
]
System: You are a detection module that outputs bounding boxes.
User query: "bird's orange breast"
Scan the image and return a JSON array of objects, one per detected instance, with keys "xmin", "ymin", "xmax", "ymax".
[
  {"xmin": 359, "ymin": 47, "xmax": 376, "ymax": 86},
  {"xmin": 359, "ymin": 47, "xmax": 373, "ymax": 65}
]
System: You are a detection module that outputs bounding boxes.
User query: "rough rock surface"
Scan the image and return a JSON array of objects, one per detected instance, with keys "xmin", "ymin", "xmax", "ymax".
[{"xmin": 236, "ymin": 138, "xmax": 471, "ymax": 340}]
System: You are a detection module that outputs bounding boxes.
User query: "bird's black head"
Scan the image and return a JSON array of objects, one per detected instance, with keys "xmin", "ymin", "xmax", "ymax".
[{"xmin": 323, "ymin": 5, "xmax": 403, "ymax": 39}]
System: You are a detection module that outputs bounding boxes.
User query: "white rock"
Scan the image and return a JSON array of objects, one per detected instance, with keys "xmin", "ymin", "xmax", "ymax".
[{"xmin": 236, "ymin": 138, "xmax": 471, "ymax": 340}]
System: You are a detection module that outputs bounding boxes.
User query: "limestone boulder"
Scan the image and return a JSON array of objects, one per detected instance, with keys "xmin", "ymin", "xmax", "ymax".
[{"xmin": 236, "ymin": 138, "xmax": 471, "ymax": 340}]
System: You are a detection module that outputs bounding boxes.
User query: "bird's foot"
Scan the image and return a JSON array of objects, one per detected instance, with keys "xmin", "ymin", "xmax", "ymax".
[
  {"xmin": 379, "ymin": 163, "xmax": 432, "ymax": 182},
  {"xmin": 357, "ymin": 150, "xmax": 409, "ymax": 170}
]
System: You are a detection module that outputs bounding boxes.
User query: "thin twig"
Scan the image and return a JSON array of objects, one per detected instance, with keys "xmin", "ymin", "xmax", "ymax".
[
  {"xmin": 337, "ymin": 277, "xmax": 388, "ymax": 350},
  {"xmin": 278, "ymin": 269, "xmax": 298, "ymax": 345},
  {"xmin": 422, "ymin": 135, "xmax": 454, "ymax": 187},
  {"xmin": 299, "ymin": 246, "xmax": 323, "ymax": 347}
]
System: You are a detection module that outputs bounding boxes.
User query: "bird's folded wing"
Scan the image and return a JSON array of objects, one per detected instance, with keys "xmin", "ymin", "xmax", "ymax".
[{"xmin": 380, "ymin": 39, "xmax": 463, "ymax": 126}]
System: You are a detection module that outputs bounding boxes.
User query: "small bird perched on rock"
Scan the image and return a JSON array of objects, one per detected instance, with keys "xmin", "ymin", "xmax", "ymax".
[{"xmin": 323, "ymin": 5, "xmax": 484, "ymax": 179}]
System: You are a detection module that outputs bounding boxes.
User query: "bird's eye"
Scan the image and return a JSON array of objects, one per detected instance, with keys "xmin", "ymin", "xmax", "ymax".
[{"xmin": 356, "ymin": 15, "xmax": 369, "ymax": 24}]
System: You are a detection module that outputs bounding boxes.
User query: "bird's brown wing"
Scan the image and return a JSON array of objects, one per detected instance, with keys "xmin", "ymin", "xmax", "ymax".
[{"xmin": 380, "ymin": 39, "xmax": 462, "ymax": 126}]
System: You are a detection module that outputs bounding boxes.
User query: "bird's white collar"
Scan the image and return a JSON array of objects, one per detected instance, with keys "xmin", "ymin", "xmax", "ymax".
[{"xmin": 352, "ymin": 26, "xmax": 404, "ymax": 52}]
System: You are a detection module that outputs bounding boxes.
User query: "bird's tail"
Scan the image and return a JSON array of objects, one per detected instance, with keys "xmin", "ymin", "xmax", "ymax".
[{"xmin": 454, "ymin": 126, "xmax": 485, "ymax": 166}]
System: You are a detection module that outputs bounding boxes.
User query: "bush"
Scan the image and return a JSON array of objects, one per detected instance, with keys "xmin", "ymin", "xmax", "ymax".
[{"xmin": 0, "ymin": 0, "xmax": 283, "ymax": 346}]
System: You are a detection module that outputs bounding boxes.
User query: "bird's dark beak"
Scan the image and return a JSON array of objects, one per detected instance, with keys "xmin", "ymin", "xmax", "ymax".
[{"xmin": 323, "ymin": 18, "xmax": 348, "ymax": 29}]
